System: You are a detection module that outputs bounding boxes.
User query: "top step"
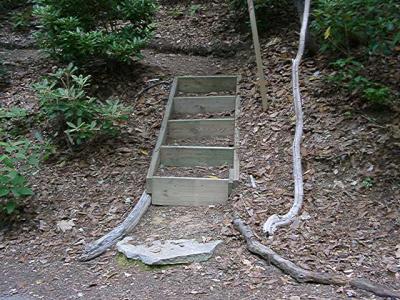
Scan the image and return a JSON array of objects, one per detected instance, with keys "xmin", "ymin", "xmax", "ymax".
[{"xmin": 175, "ymin": 76, "xmax": 239, "ymax": 96}]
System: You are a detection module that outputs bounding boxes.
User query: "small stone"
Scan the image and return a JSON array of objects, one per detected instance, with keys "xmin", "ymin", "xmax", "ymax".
[
  {"xmin": 117, "ymin": 238, "xmax": 222, "ymax": 265},
  {"xmin": 56, "ymin": 220, "xmax": 75, "ymax": 232}
]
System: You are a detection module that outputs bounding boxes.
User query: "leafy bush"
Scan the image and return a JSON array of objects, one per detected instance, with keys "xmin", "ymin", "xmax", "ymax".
[
  {"xmin": 33, "ymin": 0, "xmax": 157, "ymax": 63},
  {"xmin": 188, "ymin": 4, "xmax": 202, "ymax": 17},
  {"xmin": 312, "ymin": 0, "xmax": 400, "ymax": 55},
  {"xmin": 0, "ymin": 139, "xmax": 39, "ymax": 215},
  {"xmin": 311, "ymin": 0, "xmax": 399, "ymax": 106},
  {"xmin": 34, "ymin": 64, "xmax": 130, "ymax": 146},
  {"xmin": 0, "ymin": 104, "xmax": 57, "ymax": 217},
  {"xmin": 11, "ymin": 7, "xmax": 33, "ymax": 31},
  {"xmin": 329, "ymin": 58, "xmax": 393, "ymax": 105},
  {"xmin": 0, "ymin": 107, "xmax": 29, "ymax": 138}
]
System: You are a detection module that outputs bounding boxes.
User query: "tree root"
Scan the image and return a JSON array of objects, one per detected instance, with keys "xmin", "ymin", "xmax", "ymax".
[
  {"xmin": 262, "ymin": 0, "xmax": 311, "ymax": 236},
  {"xmin": 234, "ymin": 218, "xmax": 400, "ymax": 299},
  {"xmin": 79, "ymin": 191, "xmax": 151, "ymax": 262},
  {"xmin": 134, "ymin": 80, "xmax": 171, "ymax": 103}
]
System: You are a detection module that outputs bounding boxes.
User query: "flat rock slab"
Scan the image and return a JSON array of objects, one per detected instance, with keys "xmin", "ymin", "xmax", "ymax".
[{"xmin": 117, "ymin": 238, "xmax": 222, "ymax": 265}]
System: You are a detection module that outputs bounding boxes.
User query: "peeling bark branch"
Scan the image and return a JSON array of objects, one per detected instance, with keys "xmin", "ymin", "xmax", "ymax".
[
  {"xmin": 78, "ymin": 191, "xmax": 151, "ymax": 262},
  {"xmin": 263, "ymin": 0, "xmax": 310, "ymax": 236},
  {"xmin": 234, "ymin": 218, "xmax": 400, "ymax": 299}
]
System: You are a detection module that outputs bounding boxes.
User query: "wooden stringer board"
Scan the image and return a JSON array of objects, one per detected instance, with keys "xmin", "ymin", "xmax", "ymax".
[{"xmin": 146, "ymin": 75, "xmax": 240, "ymax": 206}]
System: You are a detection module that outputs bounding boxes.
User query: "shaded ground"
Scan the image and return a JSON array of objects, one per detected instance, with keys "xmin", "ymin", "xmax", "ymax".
[{"xmin": 1, "ymin": 1, "xmax": 399, "ymax": 300}]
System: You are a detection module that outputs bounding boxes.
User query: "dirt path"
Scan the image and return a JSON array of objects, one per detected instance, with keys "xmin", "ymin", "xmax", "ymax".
[{"xmin": 1, "ymin": 1, "xmax": 399, "ymax": 300}]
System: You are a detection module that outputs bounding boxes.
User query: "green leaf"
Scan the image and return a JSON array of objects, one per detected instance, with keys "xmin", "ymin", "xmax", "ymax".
[
  {"xmin": 11, "ymin": 174, "xmax": 26, "ymax": 186},
  {"xmin": 0, "ymin": 188, "xmax": 9, "ymax": 197},
  {"xmin": 11, "ymin": 187, "xmax": 33, "ymax": 197},
  {"xmin": 28, "ymin": 156, "xmax": 40, "ymax": 167},
  {"xmin": 0, "ymin": 155, "xmax": 15, "ymax": 168},
  {"xmin": 6, "ymin": 201, "xmax": 16, "ymax": 214},
  {"xmin": 0, "ymin": 175, "xmax": 10, "ymax": 184},
  {"xmin": 324, "ymin": 26, "xmax": 331, "ymax": 39}
]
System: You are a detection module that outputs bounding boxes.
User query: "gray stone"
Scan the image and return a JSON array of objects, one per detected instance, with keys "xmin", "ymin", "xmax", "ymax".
[
  {"xmin": 117, "ymin": 238, "xmax": 222, "ymax": 265},
  {"xmin": 0, "ymin": 296, "xmax": 35, "ymax": 300}
]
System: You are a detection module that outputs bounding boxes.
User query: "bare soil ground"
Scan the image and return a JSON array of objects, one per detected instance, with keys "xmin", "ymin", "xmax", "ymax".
[{"xmin": 1, "ymin": 1, "xmax": 399, "ymax": 300}]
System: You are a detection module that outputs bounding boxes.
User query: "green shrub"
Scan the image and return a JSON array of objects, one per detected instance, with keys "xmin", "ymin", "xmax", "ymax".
[
  {"xmin": 34, "ymin": 64, "xmax": 130, "ymax": 146},
  {"xmin": 312, "ymin": 0, "xmax": 400, "ymax": 55},
  {"xmin": 188, "ymin": 4, "xmax": 202, "ymax": 16},
  {"xmin": 329, "ymin": 58, "xmax": 393, "ymax": 105},
  {"xmin": 11, "ymin": 7, "xmax": 33, "ymax": 31},
  {"xmin": 0, "ymin": 107, "xmax": 29, "ymax": 138},
  {"xmin": 33, "ymin": 0, "xmax": 157, "ymax": 63},
  {"xmin": 311, "ymin": 1, "xmax": 399, "ymax": 107},
  {"xmin": 0, "ymin": 105, "xmax": 55, "ymax": 217},
  {"xmin": 0, "ymin": 139, "xmax": 39, "ymax": 215},
  {"xmin": 363, "ymin": 86, "xmax": 391, "ymax": 104}
]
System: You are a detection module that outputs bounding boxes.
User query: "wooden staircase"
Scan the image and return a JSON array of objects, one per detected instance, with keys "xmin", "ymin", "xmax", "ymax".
[{"xmin": 146, "ymin": 76, "xmax": 240, "ymax": 206}]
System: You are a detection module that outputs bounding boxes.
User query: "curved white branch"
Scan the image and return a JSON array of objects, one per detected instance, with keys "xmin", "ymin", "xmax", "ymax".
[{"xmin": 263, "ymin": 0, "xmax": 311, "ymax": 236}]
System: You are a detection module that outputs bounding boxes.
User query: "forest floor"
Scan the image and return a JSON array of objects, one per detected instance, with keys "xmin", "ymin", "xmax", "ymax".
[{"xmin": 1, "ymin": 1, "xmax": 399, "ymax": 300}]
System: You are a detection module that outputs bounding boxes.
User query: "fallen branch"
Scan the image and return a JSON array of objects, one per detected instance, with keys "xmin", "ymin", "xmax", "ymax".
[
  {"xmin": 134, "ymin": 80, "xmax": 171, "ymax": 102},
  {"xmin": 79, "ymin": 191, "xmax": 151, "ymax": 261},
  {"xmin": 262, "ymin": 0, "xmax": 310, "ymax": 236},
  {"xmin": 234, "ymin": 218, "xmax": 400, "ymax": 299}
]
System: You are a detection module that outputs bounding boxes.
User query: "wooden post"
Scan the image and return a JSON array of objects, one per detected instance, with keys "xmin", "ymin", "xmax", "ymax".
[{"xmin": 247, "ymin": 0, "xmax": 269, "ymax": 111}]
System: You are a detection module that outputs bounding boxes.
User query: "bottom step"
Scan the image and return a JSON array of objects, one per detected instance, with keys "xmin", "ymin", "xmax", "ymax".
[{"xmin": 151, "ymin": 176, "xmax": 229, "ymax": 206}]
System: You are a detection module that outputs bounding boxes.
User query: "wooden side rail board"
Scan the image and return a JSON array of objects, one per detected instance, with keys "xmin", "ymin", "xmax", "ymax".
[
  {"xmin": 167, "ymin": 118, "xmax": 235, "ymax": 140},
  {"xmin": 146, "ymin": 75, "xmax": 241, "ymax": 206}
]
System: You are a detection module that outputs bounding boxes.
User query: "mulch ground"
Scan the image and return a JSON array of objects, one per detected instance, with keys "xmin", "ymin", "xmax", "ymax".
[{"xmin": 1, "ymin": 1, "xmax": 399, "ymax": 299}]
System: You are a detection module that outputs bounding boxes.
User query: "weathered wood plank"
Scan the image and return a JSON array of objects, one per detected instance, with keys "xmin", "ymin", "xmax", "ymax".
[
  {"xmin": 146, "ymin": 79, "xmax": 177, "ymax": 192},
  {"xmin": 229, "ymin": 95, "xmax": 241, "ymax": 193},
  {"xmin": 176, "ymin": 76, "xmax": 238, "ymax": 94},
  {"xmin": 151, "ymin": 177, "xmax": 229, "ymax": 206},
  {"xmin": 173, "ymin": 96, "xmax": 236, "ymax": 114},
  {"xmin": 167, "ymin": 118, "xmax": 235, "ymax": 140},
  {"xmin": 233, "ymin": 95, "xmax": 241, "ymax": 182},
  {"xmin": 160, "ymin": 146, "xmax": 234, "ymax": 167}
]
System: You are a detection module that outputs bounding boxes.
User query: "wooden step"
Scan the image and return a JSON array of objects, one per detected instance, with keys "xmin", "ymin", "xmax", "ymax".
[
  {"xmin": 173, "ymin": 96, "xmax": 236, "ymax": 114},
  {"xmin": 146, "ymin": 75, "xmax": 240, "ymax": 206},
  {"xmin": 160, "ymin": 145, "xmax": 234, "ymax": 167},
  {"xmin": 167, "ymin": 118, "xmax": 234, "ymax": 140},
  {"xmin": 151, "ymin": 177, "xmax": 229, "ymax": 206},
  {"xmin": 176, "ymin": 75, "xmax": 238, "ymax": 94}
]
